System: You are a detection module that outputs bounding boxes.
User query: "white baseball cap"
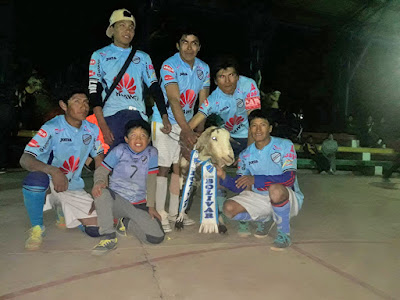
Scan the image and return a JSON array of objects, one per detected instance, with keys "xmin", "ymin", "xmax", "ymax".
[{"xmin": 106, "ymin": 8, "xmax": 136, "ymax": 38}]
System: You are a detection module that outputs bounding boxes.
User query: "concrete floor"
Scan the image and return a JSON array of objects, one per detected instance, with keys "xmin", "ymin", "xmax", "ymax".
[{"xmin": 0, "ymin": 169, "xmax": 399, "ymax": 300}]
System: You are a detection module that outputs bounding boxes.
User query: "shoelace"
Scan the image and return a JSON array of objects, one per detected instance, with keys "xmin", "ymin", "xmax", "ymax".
[
  {"xmin": 257, "ymin": 223, "xmax": 265, "ymax": 231},
  {"xmin": 275, "ymin": 230, "xmax": 290, "ymax": 244},
  {"xmin": 97, "ymin": 239, "xmax": 115, "ymax": 247},
  {"xmin": 29, "ymin": 227, "xmax": 43, "ymax": 240},
  {"xmin": 118, "ymin": 221, "xmax": 126, "ymax": 232}
]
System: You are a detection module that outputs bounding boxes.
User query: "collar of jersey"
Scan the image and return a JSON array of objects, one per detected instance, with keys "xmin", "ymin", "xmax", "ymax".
[
  {"xmin": 252, "ymin": 136, "xmax": 274, "ymax": 152},
  {"xmin": 174, "ymin": 52, "xmax": 199, "ymax": 70},
  {"xmin": 61, "ymin": 115, "xmax": 84, "ymax": 132},
  {"xmin": 110, "ymin": 43, "xmax": 132, "ymax": 52}
]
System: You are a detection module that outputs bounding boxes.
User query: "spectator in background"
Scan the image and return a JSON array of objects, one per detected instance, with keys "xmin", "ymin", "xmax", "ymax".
[
  {"xmin": 302, "ymin": 135, "xmax": 330, "ymax": 174},
  {"xmin": 321, "ymin": 133, "xmax": 338, "ymax": 174},
  {"xmin": 345, "ymin": 114, "xmax": 357, "ymax": 135}
]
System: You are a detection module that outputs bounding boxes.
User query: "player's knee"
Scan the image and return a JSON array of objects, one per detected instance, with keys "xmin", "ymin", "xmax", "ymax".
[
  {"xmin": 223, "ymin": 200, "xmax": 236, "ymax": 218},
  {"xmin": 269, "ymin": 184, "xmax": 288, "ymax": 204},
  {"xmin": 146, "ymin": 233, "xmax": 165, "ymax": 244},
  {"xmin": 23, "ymin": 171, "xmax": 50, "ymax": 190}
]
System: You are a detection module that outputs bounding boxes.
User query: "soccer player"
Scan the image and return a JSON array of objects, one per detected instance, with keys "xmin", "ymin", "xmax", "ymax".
[
  {"xmin": 151, "ymin": 28, "xmax": 210, "ymax": 232},
  {"xmin": 91, "ymin": 120, "xmax": 164, "ymax": 255},
  {"xmin": 20, "ymin": 85, "xmax": 104, "ymax": 251},
  {"xmin": 89, "ymin": 8, "xmax": 171, "ymax": 151},
  {"xmin": 216, "ymin": 109, "xmax": 304, "ymax": 248}
]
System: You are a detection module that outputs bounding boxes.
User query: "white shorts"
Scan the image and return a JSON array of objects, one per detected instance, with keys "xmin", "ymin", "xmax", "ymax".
[
  {"xmin": 43, "ymin": 182, "xmax": 97, "ymax": 228},
  {"xmin": 152, "ymin": 121, "xmax": 181, "ymax": 167},
  {"xmin": 229, "ymin": 188, "xmax": 299, "ymax": 221}
]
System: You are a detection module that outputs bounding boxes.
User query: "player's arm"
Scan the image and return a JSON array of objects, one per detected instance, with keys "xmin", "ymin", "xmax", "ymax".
[
  {"xmin": 20, "ymin": 153, "xmax": 68, "ymax": 192},
  {"xmin": 149, "ymin": 82, "xmax": 171, "ymax": 134},
  {"xmin": 194, "ymin": 88, "xmax": 210, "ymax": 133},
  {"xmin": 188, "ymin": 112, "xmax": 206, "ymax": 130},
  {"xmin": 253, "ymin": 171, "xmax": 296, "ymax": 189}
]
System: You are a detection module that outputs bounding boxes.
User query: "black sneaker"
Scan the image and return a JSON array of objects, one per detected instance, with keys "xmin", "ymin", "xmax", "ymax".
[
  {"xmin": 254, "ymin": 220, "xmax": 274, "ymax": 238},
  {"xmin": 92, "ymin": 238, "xmax": 118, "ymax": 255}
]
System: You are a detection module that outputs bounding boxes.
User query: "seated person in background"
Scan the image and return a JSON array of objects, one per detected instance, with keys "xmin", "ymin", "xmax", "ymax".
[
  {"xmin": 20, "ymin": 85, "xmax": 104, "ymax": 251},
  {"xmin": 91, "ymin": 119, "xmax": 164, "ymax": 255},
  {"xmin": 302, "ymin": 135, "xmax": 330, "ymax": 174},
  {"xmin": 321, "ymin": 133, "xmax": 338, "ymax": 174},
  {"xmin": 216, "ymin": 109, "xmax": 304, "ymax": 248}
]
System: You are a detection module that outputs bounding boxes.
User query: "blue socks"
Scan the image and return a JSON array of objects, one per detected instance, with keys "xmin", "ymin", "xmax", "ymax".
[
  {"xmin": 22, "ymin": 172, "xmax": 49, "ymax": 227},
  {"xmin": 272, "ymin": 199, "xmax": 290, "ymax": 234}
]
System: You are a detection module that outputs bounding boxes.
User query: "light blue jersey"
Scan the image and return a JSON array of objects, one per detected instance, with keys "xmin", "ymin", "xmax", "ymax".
[
  {"xmin": 238, "ymin": 137, "xmax": 304, "ymax": 208},
  {"xmin": 152, "ymin": 53, "xmax": 210, "ymax": 124},
  {"xmin": 102, "ymin": 143, "xmax": 158, "ymax": 204},
  {"xmin": 198, "ymin": 76, "xmax": 261, "ymax": 139},
  {"xmin": 89, "ymin": 44, "xmax": 157, "ymax": 121},
  {"xmin": 24, "ymin": 115, "xmax": 103, "ymax": 190}
]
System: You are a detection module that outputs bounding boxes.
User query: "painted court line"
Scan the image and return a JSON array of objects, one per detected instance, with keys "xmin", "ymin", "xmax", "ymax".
[{"xmin": 0, "ymin": 241, "xmax": 394, "ymax": 300}]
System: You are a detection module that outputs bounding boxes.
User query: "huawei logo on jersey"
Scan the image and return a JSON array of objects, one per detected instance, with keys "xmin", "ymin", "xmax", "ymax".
[
  {"xmin": 115, "ymin": 73, "xmax": 137, "ymax": 95},
  {"xmin": 180, "ymin": 89, "xmax": 196, "ymax": 108},
  {"xmin": 225, "ymin": 115, "xmax": 244, "ymax": 131},
  {"xmin": 60, "ymin": 156, "xmax": 80, "ymax": 175}
]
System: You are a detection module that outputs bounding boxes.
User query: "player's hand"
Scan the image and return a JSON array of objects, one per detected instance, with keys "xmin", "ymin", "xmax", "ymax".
[
  {"xmin": 92, "ymin": 181, "xmax": 106, "ymax": 198},
  {"xmin": 50, "ymin": 168, "xmax": 69, "ymax": 192},
  {"xmin": 160, "ymin": 115, "xmax": 172, "ymax": 134},
  {"xmin": 215, "ymin": 165, "xmax": 226, "ymax": 180},
  {"xmin": 99, "ymin": 123, "xmax": 114, "ymax": 146},
  {"xmin": 148, "ymin": 207, "xmax": 161, "ymax": 221},
  {"xmin": 235, "ymin": 175, "xmax": 254, "ymax": 190},
  {"xmin": 180, "ymin": 127, "xmax": 199, "ymax": 149}
]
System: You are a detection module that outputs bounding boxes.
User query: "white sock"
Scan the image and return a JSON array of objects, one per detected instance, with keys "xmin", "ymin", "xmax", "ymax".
[
  {"xmin": 169, "ymin": 193, "xmax": 180, "ymax": 217},
  {"xmin": 155, "ymin": 176, "xmax": 168, "ymax": 213}
]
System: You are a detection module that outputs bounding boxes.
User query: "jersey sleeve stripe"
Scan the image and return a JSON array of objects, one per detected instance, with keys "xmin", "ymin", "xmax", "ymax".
[{"xmin": 101, "ymin": 161, "xmax": 113, "ymax": 171}]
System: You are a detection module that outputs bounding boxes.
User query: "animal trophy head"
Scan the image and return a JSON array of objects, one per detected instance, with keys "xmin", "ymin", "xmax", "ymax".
[{"xmin": 196, "ymin": 126, "xmax": 235, "ymax": 167}]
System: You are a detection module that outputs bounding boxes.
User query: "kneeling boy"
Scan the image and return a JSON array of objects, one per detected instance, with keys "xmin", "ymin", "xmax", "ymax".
[
  {"xmin": 216, "ymin": 109, "xmax": 304, "ymax": 248},
  {"xmin": 91, "ymin": 119, "xmax": 164, "ymax": 255}
]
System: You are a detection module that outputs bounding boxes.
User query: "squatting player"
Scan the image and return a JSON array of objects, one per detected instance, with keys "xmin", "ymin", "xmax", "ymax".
[
  {"xmin": 20, "ymin": 85, "xmax": 104, "ymax": 250},
  {"xmin": 89, "ymin": 8, "xmax": 171, "ymax": 150},
  {"xmin": 151, "ymin": 28, "xmax": 210, "ymax": 232},
  {"xmin": 216, "ymin": 109, "xmax": 304, "ymax": 248}
]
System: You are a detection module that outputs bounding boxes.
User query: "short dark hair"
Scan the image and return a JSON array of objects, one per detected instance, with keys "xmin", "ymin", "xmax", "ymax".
[
  {"xmin": 211, "ymin": 55, "xmax": 240, "ymax": 80},
  {"xmin": 248, "ymin": 108, "xmax": 276, "ymax": 125},
  {"xmin": 176, "ymin": 25, "xmax": 201, "ymax": 44},
  {"xmin": 54, "ymin": 84, "xmax": 88, "ymax": 104},
  {"xmin": 124, "ymin": 119, "xmax": 151, "ymax": 137}
]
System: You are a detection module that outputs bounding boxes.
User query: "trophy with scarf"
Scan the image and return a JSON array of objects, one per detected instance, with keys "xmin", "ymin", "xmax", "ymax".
[{"xmin": 175, "ymin": 150, "xmax": 219, "ymax": 233}]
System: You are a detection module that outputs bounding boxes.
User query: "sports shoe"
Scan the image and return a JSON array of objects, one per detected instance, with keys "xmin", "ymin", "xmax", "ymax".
[
  {"xmin": 25, "ymin": 225, "xmax": 45, "ymax": 251},
  {"xmin": 237, "ymin": 221, "xmax": 251, "ymax": 237},
  {"xmin": 115, "ymin": 218, "xmax": 127, "ymax": 236},
  {"xmin": 158, "ymin": 210, "xmax": 172, "ymax": 233},
  {"xmin": 55, "ymin": 206, "xmax": 66, "ymax": 229},
  {"xmin": 168, "ymin": 213, "xmax": 195, "ymax": 226},
  {"xmin": 273, "ymin": 230, "xmax": 291, "ymax": 248},
  {"xmin": 92, "ymin": 238, "xmax": 117, "ymax": 255},
  {"xmin": 254, "ymin": 221, "xmax": 272, "ymax": 238}
]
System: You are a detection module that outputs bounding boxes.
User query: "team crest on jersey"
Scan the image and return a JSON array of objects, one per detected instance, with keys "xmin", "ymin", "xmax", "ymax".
[
  {"xmin": 180, "ymin": 89, "xmax": 196, "ymax": 108},
  {"xmin": 196, "ymin": 68, "xmax": 204, "ymax": 80},
  {"xmin": 236, "ymin": 98, "xmax": 244, "ymax": 108},
  {"xmin": 116, "ymin": 74, "xmax": 137, "ymax": 95},
  {"xmin": 82, "ymin": 134, "xmax": 92, "ymax": 145},
  {"xmin": 132, "ymin": 56, "xmax": 140, "ymax": 64},
  {"xmin": 271, "ymin": 152, "xmax": 281, "ymax": 164},
  {"xmin": 141, "ymin": 155, "xmax": 148, "ymax": 164}
]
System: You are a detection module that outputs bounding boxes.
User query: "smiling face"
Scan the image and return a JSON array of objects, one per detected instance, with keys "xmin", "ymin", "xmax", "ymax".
[
  {"xmin": 250, "ymin": 117, "xmax": 273, "ymax": 148},
  {"xmin": 124, "ymin": 127, "xmax": 150, "ymax": 153},
  {"xmin": 215, "ymin": 67, "xmax": 239, "ymax": 95},
  {"xmin": 111, "ymin": 20, "xmax": 135, "ymax": 48},
  {"xmin": 176, "ymin": 34, "xmax": 200, "ymax": 66}
]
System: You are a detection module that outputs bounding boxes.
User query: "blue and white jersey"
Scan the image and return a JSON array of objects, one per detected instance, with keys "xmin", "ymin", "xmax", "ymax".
[
  {"xmin": 89, "ymin": 44, "xmax": 157, "ymax": 121},
  {"xmin": 24, "ymin": 115, "xmax": 103, "ymax": 190},
  {"xmin": 238, "ymin": 136, "xmax": 304, "ymax": 208},
  {"xmin": 101, "ymin": 143, "xmax": 159, "ymax": 204},
  {"xmin": 198, "ymin": 76, "xmax": 261, "ymax": 139},
  {"xmin": 152, "ymin": 53, "xmax": 210, "ymax": 124}
]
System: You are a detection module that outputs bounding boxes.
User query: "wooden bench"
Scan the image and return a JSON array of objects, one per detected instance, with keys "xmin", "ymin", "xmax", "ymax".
[{"xmin": 302, "ymin": 132, "xmax": 357, "ymax": 146}]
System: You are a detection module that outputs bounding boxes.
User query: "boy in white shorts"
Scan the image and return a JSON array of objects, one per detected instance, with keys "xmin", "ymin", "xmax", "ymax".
[
  {"xmin": 216, "ymin": 109, "xmax": 304, "ymax": 248},
  {"xmin": 20, "ymin": 85, "xmax": 104, "ymax": 250},
  {"xmin": 151, "ymin": 27, "xmax": 210, "ymax": 231}
]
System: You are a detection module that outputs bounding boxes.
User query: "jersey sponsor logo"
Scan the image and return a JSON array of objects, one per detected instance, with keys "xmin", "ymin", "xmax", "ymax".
[
  {"xmin": 220, "ymin": 106, "xmax": 229, "ymax": 112},
  {"xmin": 196, "ymin": 68, "xmax": 204, "ymax": 80},
  {"xmin": 273, "ymin": 145, "xmax": 282, "ymax": 151},
  {"xmin": 132, "ymin": 56, "xmax": 140, "ymax": 64},
  {"xmin": 28, "ymin": 139, "xmax": 40, "ymax": 148},
  {"xmin": 203, "ymin": 99, "xmax": 209, "ymax": 107},
  {"xmin": 60, "ymin": 156, "xmax": 80, "ymax": 175},
  {"xmin": 245, "ymin": 96, "xmax": 260, "ymax": 110},
  {"xmin": 38, "ymin": 129, "xmax": 47, "ymax": 138},
  {"xmin": 89, "ymin": 70, "xmax": 96, "ymax": 77},
  {"xmin": 149, "ymin": 64, "xmax": 154, "ymax": 70},
  {"xmin": 55, "ymin": 128, "xmax": 65, "ymax": 134},
  {"xmin": 246, "ymin": 90, "xmax": 259, "ymax": 97},
  {"xmin": 282, "ymin": 159, "xmax": 294, "ymax": 168},
  {"xmin": 106, "ymin": 56, "xmax": 116, "ymax": 61},
  {"xmin": 164, "ymin": 75, "xmax": 174, "ymax": 81},
  {"xmin": 225, "ymin": 115, "xmax": 244, "ymax": 132},
  {"xmin": 99, "ymin": 52, "xmax": 106, "ymax": 57},
  {"xmin": 90, "ymin": 59, "xmax": 96, "ymax": 65},
  {"xmin": 271, "ymin": 152, "xmax": 281, "ymax": 164},
  {"xmin": 60, "ymin": 138, "xmax": 72, "ymax": 142},
  {"xmin": 116, "ymin": 73, "xmax": 137, "ymax": 95},
  {"xmin": 179, "ymin": 72, "xmax": 188, "ymax": 76},
  {"xmin": 290, "ymin": 145, "xmax": 295, "ymax": 153},
  {"xmin": 180, "ymin": 89, "xmax": 196, "ymax": 108},
  {"xmin": 82, "ymin": 134, "xmax": 92, "ymax": 145},
  {"xmin": 39, "ymin": 135, "xmax": 52, "ymax": 152},
  {"xmin": 284, "ymin": 152, "xmax": 296, "ymax": 160},
  {"xmin": 236, "ymin": 98, "xmax": 244, "ymax": 108},
  {"xmin": 163, "ymin": 65, "xmax": 174, "ymax": 73},
  {"xmin": 249, "ymin": 160, "xmax": 258, "ymax": 165},
  {"xmin": 250, "ymin": 83, "xmax": 256, "ymax": 91}
]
